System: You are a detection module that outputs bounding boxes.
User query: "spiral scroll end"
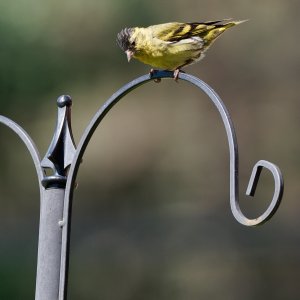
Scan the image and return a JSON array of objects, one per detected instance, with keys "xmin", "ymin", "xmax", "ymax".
[{"xmin": 243, "ymin": 160, "xmax": 284, "ymax": 225}]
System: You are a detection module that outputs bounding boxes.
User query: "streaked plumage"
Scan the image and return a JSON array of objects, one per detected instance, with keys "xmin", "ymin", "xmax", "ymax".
[{"xmin": 117, "ymin": 20, "xmax": 246, "ymax": 79}]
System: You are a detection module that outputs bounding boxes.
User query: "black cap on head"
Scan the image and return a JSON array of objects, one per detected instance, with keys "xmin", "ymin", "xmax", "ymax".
[{"xmin": 116, "ymin": 28, "xmax": 134, "ymax": 51}]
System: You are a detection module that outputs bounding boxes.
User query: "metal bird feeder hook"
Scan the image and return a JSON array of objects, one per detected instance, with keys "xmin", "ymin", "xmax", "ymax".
[{"xmin": 0, "ymin": 71, "xmax": 283, "ymax": 300}]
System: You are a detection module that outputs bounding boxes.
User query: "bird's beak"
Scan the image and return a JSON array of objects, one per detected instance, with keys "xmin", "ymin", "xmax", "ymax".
[{"xmin": 126, "ymin": 50, "xmax": 134, "ymax": 62}]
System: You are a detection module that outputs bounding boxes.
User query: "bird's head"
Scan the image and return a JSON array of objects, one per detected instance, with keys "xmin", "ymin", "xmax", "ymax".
[{"xmin": 117, "ymin": 27, "xmax": 137, "ymax": 62}]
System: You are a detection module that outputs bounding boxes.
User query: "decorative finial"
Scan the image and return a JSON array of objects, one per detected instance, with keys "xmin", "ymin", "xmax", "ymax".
[
  {"xmin": 41, "ymin": 95, "xmax": 76, "ymax": 188},
  {"xmin": 57, "ymin": 95, "xmax": 72, "ymax": 108}
]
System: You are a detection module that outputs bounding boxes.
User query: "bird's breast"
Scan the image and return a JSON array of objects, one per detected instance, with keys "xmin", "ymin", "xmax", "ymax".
[{"xmin": 134, "ymin": 34, "xmax": 204, "ymax": 70}]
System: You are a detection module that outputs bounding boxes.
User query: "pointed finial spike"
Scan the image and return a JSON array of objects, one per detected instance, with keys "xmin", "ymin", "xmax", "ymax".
[{"xmin": 41, "ymin": 95, "xmax": 76, "ymax": 188}]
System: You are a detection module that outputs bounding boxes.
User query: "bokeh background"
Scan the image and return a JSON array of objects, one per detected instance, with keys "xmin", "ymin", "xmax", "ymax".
[{"xmin": 0, "ymin": 0, "xmax": 300, "ymax": 299}]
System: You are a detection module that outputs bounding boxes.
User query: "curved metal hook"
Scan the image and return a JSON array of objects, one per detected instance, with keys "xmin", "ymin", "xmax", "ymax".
[
  {"xmin": 172, "ymin": 73, "xmax": 284, "ymax": 226},
  {"xmin": 0, "ymin": 116, "xmax": 45, "ymax": 191},
  {"xmin": 58, "ymin": 70, "xmax": 283, "ymax": 299}
]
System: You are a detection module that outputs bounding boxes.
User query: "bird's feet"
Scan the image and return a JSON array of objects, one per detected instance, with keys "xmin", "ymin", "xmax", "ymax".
[
  {"xmin": 173, "ymin": 69, "xmax": 185, "ymax": 81},
  {"xmin": 150, "ymin": 69, "xmax": 184, "ymax": 82},
  {"xmin": 150, "ymin": 69, "xmax": 161, "ymax": 83}
]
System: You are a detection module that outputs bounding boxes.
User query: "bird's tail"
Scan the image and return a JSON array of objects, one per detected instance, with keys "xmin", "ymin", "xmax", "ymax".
[
  {"xmin": 222, "ymin": 19, "xmax": 248, "ymax": 29},
  {"xmin": 203, "ymin": 19, "xmax": 248, "ymax": 46}
]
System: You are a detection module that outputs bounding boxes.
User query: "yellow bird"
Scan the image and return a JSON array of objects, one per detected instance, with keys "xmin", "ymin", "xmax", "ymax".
[{"xmin": 117, "ymin": 20, "xmax": 246, "ymax": 80}]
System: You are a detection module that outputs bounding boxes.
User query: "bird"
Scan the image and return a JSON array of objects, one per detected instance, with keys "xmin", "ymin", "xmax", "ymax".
[{"xmin": 117, "ymin": 19, "xmax": 247, "ymax": 80}]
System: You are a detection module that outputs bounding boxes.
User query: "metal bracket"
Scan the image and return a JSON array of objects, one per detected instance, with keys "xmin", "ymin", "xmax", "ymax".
[{"xmin": 0, "ymin": 71, "xmax": 284, "ymax": 300}]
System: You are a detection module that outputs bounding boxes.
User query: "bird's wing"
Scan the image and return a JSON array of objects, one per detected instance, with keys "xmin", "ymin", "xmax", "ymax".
[{"xmin": 150, "ymin": 20, "xmax": 230, "ymax": 42}]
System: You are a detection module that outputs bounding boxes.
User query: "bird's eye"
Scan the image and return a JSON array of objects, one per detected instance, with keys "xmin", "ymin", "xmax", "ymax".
[{"xmin": 131, "ymin": 41, "xmax": 136, "ymax": 47}]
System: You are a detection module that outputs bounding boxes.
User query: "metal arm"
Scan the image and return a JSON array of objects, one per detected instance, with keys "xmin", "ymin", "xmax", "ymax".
[
  {"xmin": 58, "ymin": 70, "xmax": 284, "ymax": 299},
  {"xmin": 0, "ymin": 116, "xmax": 44, "ymax": 190}
]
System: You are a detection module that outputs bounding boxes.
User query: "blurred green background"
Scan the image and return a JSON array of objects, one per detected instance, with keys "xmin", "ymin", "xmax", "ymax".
[{"xmin": 1, "ymin": 0, "xmax": 300, "ymax": 299}]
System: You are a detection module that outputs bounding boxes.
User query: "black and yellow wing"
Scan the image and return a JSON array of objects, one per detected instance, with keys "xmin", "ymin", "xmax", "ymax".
[{"xmin": 150, "ymin": 20, "xmax": 244, "ymax": 45}]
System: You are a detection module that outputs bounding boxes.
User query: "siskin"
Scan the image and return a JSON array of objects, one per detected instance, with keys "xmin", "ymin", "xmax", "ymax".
[{"xmin": 117, "ymin": 20, "xmax": 247, "ymax": 80}]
